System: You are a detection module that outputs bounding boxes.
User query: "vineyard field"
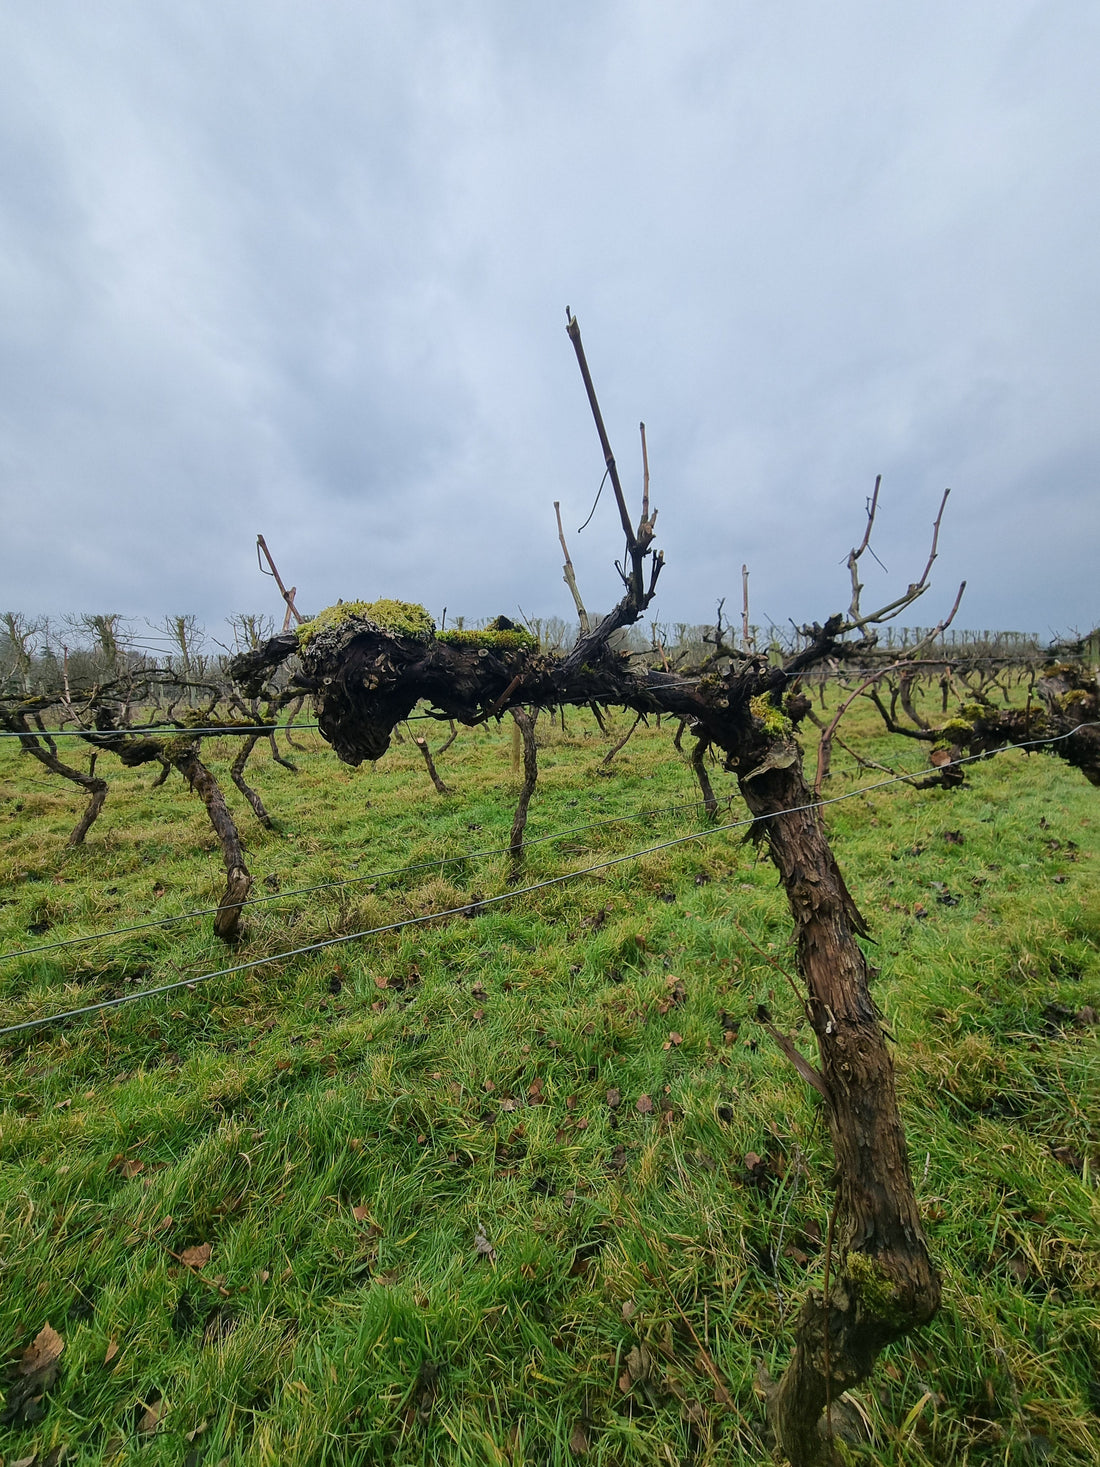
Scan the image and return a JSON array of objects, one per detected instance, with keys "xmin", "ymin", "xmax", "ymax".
[{"xmin": 1, "ymin": 700, "xmax": 1098, "ymax": 1465}]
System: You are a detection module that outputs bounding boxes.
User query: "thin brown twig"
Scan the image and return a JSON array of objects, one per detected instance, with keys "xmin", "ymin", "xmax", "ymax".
[
  {"xmin": 847, "ymin": 474, "xmax": 882, "ymax": 622},
  {"xmin": 256, "ymin": 534, "xmax": 304, "ymax": 625},
  {"xmin": 729, "ymin": 915, "xmax": 812, "ymax": 1026},
  {"xmin": 742, "ymin": 565, "xmax": 752, "ymax": 652},
  {"xmin": 565, "ymin": 311, "xmax": 634, "ymax": 548},
  {"xmin": 554, "ymin": 500, "xmax": 591, "ymax": 635},
  {"xmin": 841, "ymin": 490, "xmax": 954, "ymax": 635},
  {"xmin": 640, "ymin": 422, "xmax": 650, "ymax": 524}
]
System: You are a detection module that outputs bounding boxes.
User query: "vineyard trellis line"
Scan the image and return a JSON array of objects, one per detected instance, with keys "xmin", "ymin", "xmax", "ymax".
[
  {"xmin": 5, "ymin": 719, "xmax": 1096, "ymax": 965},
  {"xmin": 5, "ymin": 725, "xmax": 1094, "ymax": 1040}
]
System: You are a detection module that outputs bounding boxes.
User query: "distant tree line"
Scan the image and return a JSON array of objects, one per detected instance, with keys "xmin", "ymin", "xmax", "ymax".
[{"xmin": 2, "ymin": 607, "xmax": 1063, "ymax": 701}]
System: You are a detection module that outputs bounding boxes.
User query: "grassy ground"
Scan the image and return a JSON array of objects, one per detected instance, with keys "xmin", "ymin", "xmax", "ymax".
[{"xmin": 0, "ymin": 698, "xmax": 1097, "ymax": 1465}]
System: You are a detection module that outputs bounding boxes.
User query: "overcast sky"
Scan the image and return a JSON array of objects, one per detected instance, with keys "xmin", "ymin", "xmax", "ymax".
[{"xmin": 1, "ymin": 2, "xmax": 1096, "ymax": 643}]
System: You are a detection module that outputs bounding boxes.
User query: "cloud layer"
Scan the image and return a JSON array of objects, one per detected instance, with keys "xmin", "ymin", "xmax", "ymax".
[{"xmin": 2, "ymin": 2, "xmax": 1096, "ymax": 639}]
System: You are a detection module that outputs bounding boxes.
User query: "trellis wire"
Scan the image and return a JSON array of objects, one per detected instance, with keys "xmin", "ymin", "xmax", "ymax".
[
  {"xmin": 2, "ymin": 790, "xmax": 735, "ymax": 961},
  {"xmin": 3, "ymin": 723, "xmax": 1096, "ymax": 1041}
]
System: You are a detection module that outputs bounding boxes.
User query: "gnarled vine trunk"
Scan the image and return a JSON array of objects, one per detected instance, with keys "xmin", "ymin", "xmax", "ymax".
[{"xmin": 737, "ymin": 744, "xmax": 940, "ymax": 1462}]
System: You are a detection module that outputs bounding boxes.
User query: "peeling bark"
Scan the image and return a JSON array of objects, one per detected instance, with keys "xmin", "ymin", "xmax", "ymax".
[
  {"xmin": 414, "ymin": 734, "xmax": 453, "ymax": 795},
  {"xmin": 737, "ymin": 744, "xmax": 940, "ymax": 1463},
  {"xmin": 78, "ymin": 720, "xmax": 254, "ymax": 943},
  {"xmin": 171, "ymin": 745, "xmax": 253, "ymax": 942},
  {"xmin": 231, "ymin": 734, "xmax": 274, "ymax": 828},
  {"xmin": 508, "ymin": 707, "xmax": 538, "ymax": 881},
  {"xmin": 690, "ymin": 732, "xmax": 718, "ymax": 816},
  {"xmin": 0, "ymin": 714, "xmax": 109, "ymax": 846}
]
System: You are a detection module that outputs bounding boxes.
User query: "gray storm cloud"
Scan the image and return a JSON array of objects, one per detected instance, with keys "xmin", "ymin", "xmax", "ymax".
[{"xmin": 1, "ymin": 2, "xmax": 1096, "ymax": 639}]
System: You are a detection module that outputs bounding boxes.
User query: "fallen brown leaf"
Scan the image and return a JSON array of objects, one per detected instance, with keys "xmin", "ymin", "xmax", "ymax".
[
  {"xmin": 2, "ymin": 1320, "xmax": 64, "ymax": 1427},
  {"xmin": 110, "ymin": 1154, "xmax": 144, "ymax": 1180},
  {"xmin": 684, "ymin": 1398, "xmax": 710, "ymax": 1435},
  {"xmin": 138, "ymin": 1395, "xmax": 166, "ymax": 1433},
  {"xmin": 606, "ymin": 1087, "xmax": 621, "ymax": 1109},
  {"xmin": 21, "ymin": 1322, "xmax": 64, "ymax": 1378},
  {"xmin": 179, "ymin": 1243, "xmax": 212, "ymax": 1269},
  {"xmin": 635, "ymin": 1094, "xmax": 655, "ymax": 1115},
  {"xmin": 625, "ymin": 1344, "xmax": 654, "ymax": 1381},
  {"xmin": 568, "ymin": 1421, "xmax": 589, "ymax": 1454},
  {"xmin": 104, "ymin": 1338, "xmax": 119, "ymax": 1365}
]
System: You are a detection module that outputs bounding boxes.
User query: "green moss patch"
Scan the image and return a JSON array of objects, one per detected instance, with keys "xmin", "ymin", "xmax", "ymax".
[
  {"xmin": 437, "ymin": 628, "xmax": 537, "ymax": 652},
  {"xmin": 298, "ymin": 599, "xmax": 436, "ymax": 646},
  {"xmin": 749, "ymin": 692, "xmax": 793, "ymax": 737},
  {"xmin": 438, "ymin": 615, "xmax": 537, "ymax": 652}
]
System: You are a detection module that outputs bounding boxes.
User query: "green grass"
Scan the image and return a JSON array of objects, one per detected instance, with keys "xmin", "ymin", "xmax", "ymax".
[{"xmin": 1, "ymin": 700, "xmax": 1098, "ymax": 1465}]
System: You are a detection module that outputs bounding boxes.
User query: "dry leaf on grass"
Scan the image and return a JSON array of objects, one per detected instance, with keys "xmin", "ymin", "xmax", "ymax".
[
  {"xmin": 109, "ymin": 1154, "xmax": 145, "ymax": 1180},
  {"xmin": 635, "ymin": 1094, "xmax": 655, "ymax": 1115},
  {"xmin": 2, "ymin": 1322, "xmax": 65, "ymax": 1426},
  {"xmin": 104, "ymin": 1338, "xmax": 119, "ymax": 1365},
  {"xmin": 625, "ymin": 1343, "xmax": 654, "ymax": 1382},
  {"xmin": 137, "ymin": 1395, "xmax": 166, "ymax": 1433},
  {"xmin": 21, "ymin": 1322, "xmax": 64, "ymax": 1376},
  {"xmin": 568, "ymin": 1421, "xmax": 589, "ymax": 1454},
  {"xmin": 473, "ymin": 1225, "xmax": 496, "ymax": 1262},
  {"xmin": 178, "ymin": 1243, "xmax": 212, "ymax": 1269}
]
